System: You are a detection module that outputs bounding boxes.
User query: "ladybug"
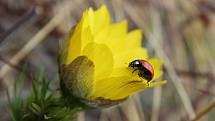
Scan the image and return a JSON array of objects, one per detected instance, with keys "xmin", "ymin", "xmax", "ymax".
[{"xmin": 128, "ymin": 60, "xmax": 154, "ymax": 82}]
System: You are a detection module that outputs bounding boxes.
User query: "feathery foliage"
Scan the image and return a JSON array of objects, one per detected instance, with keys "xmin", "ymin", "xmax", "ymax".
[{"xmin": 8, "ymin": 69, "xmax": 83, "ymax": 121}]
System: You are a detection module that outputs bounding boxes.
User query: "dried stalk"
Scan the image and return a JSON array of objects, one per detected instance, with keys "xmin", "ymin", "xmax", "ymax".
[
  {"xmin": 191, "ymin": 99, "xmax": 215, "ymax": 121},
  {"xmin": 151, "ymin": 86, "xmax": 162, "ymax": 121},
  {"xmin": 0, "ymin": 0, "xmax": 81, "ymax": 85}
]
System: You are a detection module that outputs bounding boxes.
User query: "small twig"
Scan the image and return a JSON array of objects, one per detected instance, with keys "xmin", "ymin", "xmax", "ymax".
[
  {"xmin": 121, "ymin": 97, "xmax": 142, "ymax": 121},
  {"xmin": 76, "ymin": 112, "xmax": 86, "ymax": 121},
  {"xmin": 0, "ymin": 0, "xmax": 81, "ymax": 84},
  {"xmin": 0, "ymin": 12, "xmax": 60, "ymax": 80},
  {"xmin": 0, "ymin": 55, "xmax": 21, "ymax": 71},
  {"xmin": 133, "ymin": 95, "xmax": 147, "ymax": 121},
  {"xmin": 197, "ymin": 89, "xmax": 215, "ymax": 97},
  {"xmin": 179, "ymin": 0, "xmax": 215, "ymax": 31},
  {"xmin": 151, "ymin": 86, "xmax": 162, "ymax": 121},
  {"xmin": 191, "ymin": 99, "xmax": 215, "ymax": 121},
  {"xmin": 176, "ymin": 69, "xmax": 214, "ymax": 80},
  {"xmin": 99, "ymin": 110, "xmax": 110, "ymax": 121},
  {"xmin": 0, "ymin": 7, "xmax": 36, "ymax": 44}
]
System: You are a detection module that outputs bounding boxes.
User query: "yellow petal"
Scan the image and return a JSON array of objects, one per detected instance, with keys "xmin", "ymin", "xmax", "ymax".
[
  {"xmin": 126, "ymin": 29, "xmax": 142, "ymax": 49},
  {"xmin": 93, "ymin": 20, "xmax": 128, "ymax": 54},
  {"xmin": 94, "ymin": 26, "xmax": 110, "ymax": 44},
  {"xmin": 91, "ymin": 67, "xmax": 147, "ymax": 100},
  {"xmin": 83, "ymin": 7, "xmax": 94, "ymax": 31},
  {"xmin": 91, "ymin": 76, "xmax": 133, "ymax": 99},
  {"xmin": 148, "ymin": 80, "xmax": 167, "ymax": 87},
  {"xmin": 148, "ymin": 58, "xmax": 163, "ymax": 80},
  {"xmin": 93, "ymin": 5, "xmax": 110, "ymax": 34},
  {"xmin": 66, "ymin": 8, "xmax": 94, "ymax": 64},
  {"xmin": 81, "ymin": 26, "xmax": 94, "ymax": 49},
  {"xmin": 108, "ymin": 20, "xmax": 127, "ymax": 40},
  {"xmin": 114, "ymin": 47, "xmax": 148, "ymax": 68},
  {"xmin": 82, "ymin": 42, "xmax": 113, "ymax": 80},
  {"xmin": 59, "ymin": 28, "xmax": 74, "ymax": 64},
  {"xmin": 104, "ymin": 20, "xmax": 128, "ymax": 54},
  {"xmin": 109, "ymin": 81, "xmax": 148, "ymax": 100},
  {"xmin": 81, "ymin": 8, "xmax": 94, "ymax": 49},
  {"xmin": 108, "ymin": 80, "xmax": 167, "ymax": 100},
  {"xmin": 66, "ymin": 23, "xmax": 83, "ymax": 64}
]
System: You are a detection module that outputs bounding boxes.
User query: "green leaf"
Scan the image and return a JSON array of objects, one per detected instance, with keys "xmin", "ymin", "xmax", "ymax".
[{"xmin": 30, "ymin": 103, "xmax": 41, "ymax": 115}]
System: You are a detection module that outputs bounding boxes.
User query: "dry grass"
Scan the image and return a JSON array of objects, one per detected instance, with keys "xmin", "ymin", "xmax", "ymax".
[{"xmin": 0, "ymin": 0, "xmax": 214, "ymax": 121}]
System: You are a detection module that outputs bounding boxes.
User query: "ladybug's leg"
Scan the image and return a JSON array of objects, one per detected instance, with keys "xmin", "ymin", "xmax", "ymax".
[
  {"xmin": 138, "ymin": 72, "xmax": 142, "ymax": 77},
  {"xmin": 138, "ymin": 72, "xmax": 145, "ymax": 78},
  {"xmin": 138, "ymin": 72, "xmax": 150, "ymax": 87},
  {"xmin": 132, "ymin": 69, "xmax": 138, "ymax": 73},
  {"xmin": 147, "ymin": 82, "xmax": 149, "ymax": 87}
]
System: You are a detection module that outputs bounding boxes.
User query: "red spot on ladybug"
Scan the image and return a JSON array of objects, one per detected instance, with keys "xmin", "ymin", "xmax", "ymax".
[{"xmin": 128, "ymin": 60, "xmax": 154, "ymax": 82}]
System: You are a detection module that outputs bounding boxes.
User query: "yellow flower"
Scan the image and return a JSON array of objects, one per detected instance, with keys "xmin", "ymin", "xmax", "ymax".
[{"xmin": 59, "ymin": 5, "xmax": 166, "ymax": 107}]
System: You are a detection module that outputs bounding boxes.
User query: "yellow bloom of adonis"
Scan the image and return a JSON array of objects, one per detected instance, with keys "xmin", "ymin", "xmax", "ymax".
[{"xmin": 59, "ymin": 5, "xmax": 166, "ymax": 107}]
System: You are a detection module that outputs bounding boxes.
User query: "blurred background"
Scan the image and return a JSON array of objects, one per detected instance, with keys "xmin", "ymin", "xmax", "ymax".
[{"xmin": 0, "ymin": 0, "xmax": 214, "ymax": 121}]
